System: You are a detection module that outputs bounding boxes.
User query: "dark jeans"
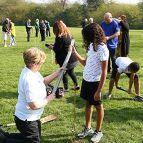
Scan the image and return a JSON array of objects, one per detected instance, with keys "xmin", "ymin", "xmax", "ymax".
[
  {"xmin": 26, "ymin": 30, "xmax": 30, "ymax": 42},
  {"xmin": 5, "ymin": 116, "xmax": 41, "ymax": 143},
  {"xmin": 63, "ymin": 68, "xmax": 78, "ymax": 90},
  {"xmin": 35, "ymin": 29, "xmax": 39, "ymax": 37},
  {"xmin": 46, "ymin": 29, "xmax": 51, "ymax": 37},
  {"xmin": 108, "ymin": 48, "xmax": 116, "ymax": 72},
  {"xmin": 40, "ymin": 30, "xmax": 46, "ymax": 41}
]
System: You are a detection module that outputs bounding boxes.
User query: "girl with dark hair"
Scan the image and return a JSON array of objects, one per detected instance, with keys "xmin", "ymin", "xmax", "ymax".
[
  {"xmin": 73, "ymin": 23, "xmax": 109, "ymax": 143},
  {"xmin": 53, "ymin": 21, "xmax": 79, "ymax": 91}
]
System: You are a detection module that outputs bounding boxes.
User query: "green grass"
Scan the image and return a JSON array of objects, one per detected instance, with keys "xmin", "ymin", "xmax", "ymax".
[{"xmin": 0, "ymin": 26, "xmax": 143, "ymax": 143}]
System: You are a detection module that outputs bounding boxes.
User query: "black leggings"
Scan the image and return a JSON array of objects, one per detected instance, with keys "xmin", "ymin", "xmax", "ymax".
[
  {"xmin": 4, "ymin": 116, "xmax": 41, "ymax": 143},
  {"xmin": 63, "ymin": 68, "xmax": 78, "ymax": 90}
]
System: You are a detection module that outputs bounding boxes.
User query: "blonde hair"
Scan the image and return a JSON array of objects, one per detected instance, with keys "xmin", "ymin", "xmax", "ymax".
[{"xmin": 23, "ymin": 47, "xmax": 46, "ymax": 68}]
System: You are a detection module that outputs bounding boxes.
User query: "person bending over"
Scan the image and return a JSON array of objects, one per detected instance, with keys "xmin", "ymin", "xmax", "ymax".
[{"xmin": 105, "ymin": 57, "xmax": 142, "ymax": 101}]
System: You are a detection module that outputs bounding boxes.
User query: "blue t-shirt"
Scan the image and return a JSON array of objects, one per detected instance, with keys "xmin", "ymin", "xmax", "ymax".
[{"xmin": 101, "ymin": 20, "xmax": 120, "ymax": 49}]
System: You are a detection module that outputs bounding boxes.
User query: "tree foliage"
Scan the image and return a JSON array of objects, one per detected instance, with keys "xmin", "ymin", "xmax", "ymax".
[{"xmin": 0, "ymin": 0, "xmax": 142, "ymax": 29}]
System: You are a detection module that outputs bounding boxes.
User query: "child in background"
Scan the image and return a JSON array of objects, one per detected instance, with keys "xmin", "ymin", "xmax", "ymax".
[
  {"xmin": 9, "ymin": 20, "xmax": 16, "ymax": 46},
  {"xmin": 73, "ymin": 23, "xmax": 109, "ymax": 143}
]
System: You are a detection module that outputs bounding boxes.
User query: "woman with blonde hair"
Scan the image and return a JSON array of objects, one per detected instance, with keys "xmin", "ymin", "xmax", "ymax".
[
  {"xmin": 53, "ymin": 20, "xmax": 79, "ymax": 91},
  {"xmin": 0, "ymin": 47, "xmax": 62, "ymax": 143}
]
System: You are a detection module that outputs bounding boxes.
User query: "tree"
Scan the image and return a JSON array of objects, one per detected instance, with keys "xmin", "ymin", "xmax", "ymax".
[{"xmin": 86, "ymin": 0, "xmax": 105, "ymax": 10}]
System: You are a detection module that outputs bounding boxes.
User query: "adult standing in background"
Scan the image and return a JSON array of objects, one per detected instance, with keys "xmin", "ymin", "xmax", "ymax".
[
  {"xmin": 2, "ymin": 18, "xmax": 10, "ymax": 47},
  {"xmin": 39, "ymin": 20, "xmax": 46, "ymax": 41},
  {"xmin": 89, "ymin": 18, "xmax": 94, "ymax": 24},
  {"xmin": 45, "ymin": 20, "xmax": 51, "ymax": 37},
  {"xmin": 25, "ymin": 19, "xmax": 32, "ymax": 42},
  {"xmin": 81, "ymin": 18, "xmax": 88, "ymax": 29},
  {"xmin": 118, "ymin": 15, "xmax": 130, "ymax": 57},
  {"xmin": 35, "ymin": 19, "xmax": 40, "ymax": 37},
  {"xmin": 101, "ymin": 12, "xmax": 120, "ymax": 73}
]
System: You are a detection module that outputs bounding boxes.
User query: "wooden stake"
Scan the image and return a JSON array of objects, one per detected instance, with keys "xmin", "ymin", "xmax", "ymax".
[{"xmin": 6, "ymin": 114, "xmax": 57, "ymax": 127}]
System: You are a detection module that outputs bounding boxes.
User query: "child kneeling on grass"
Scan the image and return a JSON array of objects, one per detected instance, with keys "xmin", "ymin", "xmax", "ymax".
[
  {"xmin": 73, "ymin": 23, "xmax": 109, "ymax": 143},
  {"xmin": 0, "ymin": 47, "xmax": 62, "ymax": 143}
]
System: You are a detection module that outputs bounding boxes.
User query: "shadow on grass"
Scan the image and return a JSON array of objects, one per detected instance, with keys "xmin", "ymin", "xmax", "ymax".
[
  {"xmin": 66, "ymin": 94, "xmax": 85, "ymax": 109},
  {"xmin": 75, "ymin": 72, "xmax": 83, "ymax": 77},
  {"xmin": 104, "ymin": 107, "xmax": 143, "ymax": 123},
  {"xmin": 110, "ymin": 97, "xmax": 133, "ymax": 101},
  {"xmin": 0, "ymin": 92, "xmax": 18, "ymax": 99},
  {"xmin": 41, "ymin": 133, "xmax": 73, "ymax": 143}
]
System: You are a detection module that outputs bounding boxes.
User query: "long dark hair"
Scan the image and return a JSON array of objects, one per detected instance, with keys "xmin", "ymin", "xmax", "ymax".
[{"xmin": 82, "ymin": 23, "xmax": 106, "ymax": 51}]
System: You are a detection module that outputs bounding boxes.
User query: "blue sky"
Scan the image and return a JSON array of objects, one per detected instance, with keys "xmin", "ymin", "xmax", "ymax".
[{"xmin": 28, "ymin": 0, "xmax": 140, "ymax": 4}]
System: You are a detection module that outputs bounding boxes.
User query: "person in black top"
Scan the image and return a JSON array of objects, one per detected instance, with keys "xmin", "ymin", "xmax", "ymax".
[
  {"xmin": 81, "ymin": 18, "xmax": 88, "ymax": 29},
  {"xmin": 115, "ymin": 15, "xmax": 130, "ymax": 57},
  {"xmin": 53, "ymin": 20, "xmax": 79, "ymax": 91},
  {"xmin": 119, "ymin": 15, "xmax": 130, "ymax": 57},
  {"xmin": 2, "ymin": 18, "xmax": 10, "ymax": 47},
  {"xmin": 39, "ymin": 20, "xmax": 46, "ymax": 41},
  {"xmin": 25, "ymin": 19, "xmax": 32, "ymax": 42}
]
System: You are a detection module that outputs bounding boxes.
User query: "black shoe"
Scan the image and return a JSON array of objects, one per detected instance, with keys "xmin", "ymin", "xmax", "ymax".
[
  {"xmin": 0, "ymin": 128, "xmax": 6, "ymax": 143},
  {"xmin": 133, "ymin": 96, "xmax": 143, "ymax": 102}
]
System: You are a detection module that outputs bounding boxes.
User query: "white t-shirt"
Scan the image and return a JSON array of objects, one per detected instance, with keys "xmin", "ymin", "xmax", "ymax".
[
  {"xmin": 116, "ymin": 57, "xmax": 133, "ymax": 73},
  {"xmin": 15, "ymin": 67, "xmax": 47, "ymax": 121},
  {"xmin": 83, "ymin": 43, "xmax": 109, "ymax": 82}
]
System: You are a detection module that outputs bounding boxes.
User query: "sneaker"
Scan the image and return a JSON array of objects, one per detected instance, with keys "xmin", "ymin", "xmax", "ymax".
[
  {"xmin": 91, "ymin": 131, "xmax": 103, "ymax": 143},
  {"xmin": 77, "ymin": 127, "xmax": 94, "ymax": 139},
  {"xmin": 72, "ymin": 85, "xmax": 80, "ymax": 91},
  {"xmin": 104, "ymin": 92, "xmax": 112, "ymax": 99},
  {"xmin": 133, "ymin": 96, "xmax": 143, "ymax": 102}
]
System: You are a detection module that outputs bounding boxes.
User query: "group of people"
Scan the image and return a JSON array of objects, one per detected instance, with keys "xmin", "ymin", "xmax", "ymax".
[
  {"xmin": 25, "ymin": 19, "xmax": 51, "ymax": 42},
  {"xmin": 2, "ymin": 18, "xmax": 16, "ymax": 47},
  {"xmin": 81, "ymin": 17, "xmax": 94, "ymax": 28},
  {"xmin": 0, "ymin": 12, "xmax": 142, "ymax": 143}
]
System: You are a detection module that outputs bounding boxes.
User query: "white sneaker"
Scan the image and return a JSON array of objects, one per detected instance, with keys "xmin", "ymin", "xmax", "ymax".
[
  {"xmin": 104, "ymin": 92, "xmax": 112, "ymax": 99},
  {"xmin": 91, "ymin": 131, "xmax": 103, "ymax": 143},
  {"xmin": 77, "ymin": 127, "xmax": 94, "ymax": 139}
]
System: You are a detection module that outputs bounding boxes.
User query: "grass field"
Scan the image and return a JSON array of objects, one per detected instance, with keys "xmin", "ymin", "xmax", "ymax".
[{"xmin": 0, "ymin": 26, "xmax": 143, "ymax": 143}]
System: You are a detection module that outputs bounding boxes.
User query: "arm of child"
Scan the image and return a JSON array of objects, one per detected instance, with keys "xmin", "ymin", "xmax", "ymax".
[
  {"xmin": 72, "ymin": 46, "xmax": 86, "ymax": 66},
  {"xmin": 94, "ymin": 60, "xmax": 108, "ymax": 101}
]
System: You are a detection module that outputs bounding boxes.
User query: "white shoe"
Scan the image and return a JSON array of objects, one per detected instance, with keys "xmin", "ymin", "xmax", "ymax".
[
  {"xmin": 91, "ymin": 131, "xmax": 103, "ymax": 143},
  {"xmin": 77, "ymin": 126, "xmax": 94, "ymax": 139},
  {"xmin": 104, "ymin": 92, "xmax": 112, "ymax": 99}
]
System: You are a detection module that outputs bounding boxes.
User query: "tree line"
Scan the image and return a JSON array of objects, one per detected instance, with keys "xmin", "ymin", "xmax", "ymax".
[{"xmin": 0, "ymin": 0, "xmax": 143, "ymax": 29}]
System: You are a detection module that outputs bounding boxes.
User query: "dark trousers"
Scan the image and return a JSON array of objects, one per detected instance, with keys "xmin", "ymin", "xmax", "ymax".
[
  {"xmin": 35, "ymin": 29, "xmax": 39, "ymax": 37},
  {"xmin": 5, "ymin": 116, "xmax": 41, "ymax": 143},
  {"xmin": 108, "ymin": 48, "xmax": 116, "ymax": 72},
  {"xmin": 46, "ymin": 29, "xmax": 51, "ymax": 37},
  {"xmin": 63, "ymin": 68, "xmax": 78, "ymax": 90},
  {"xmin": 26, "ymin": 30, "xmax": 30, "ymax": 42},
  {"xmin": 40, "ymin": 30, "xmax": 46, "ymax": 41}
]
